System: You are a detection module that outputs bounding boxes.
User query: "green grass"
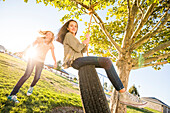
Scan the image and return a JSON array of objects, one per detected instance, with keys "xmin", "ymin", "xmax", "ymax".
[
  {"xmin": 104, "ymin": 91, "xmax": 111, "ymax": 96},
  {"xmin": 0, "ymin": 53, "xmax": 158, "ymax": 113},
  {"xmin": 0, "ymin": 53, "xmax": 81, "ymax": 113},
  {"xmin": 144, "ymin": 107, "xmax": 162, "ymax": 113},
  {"xmin": 127, "ymin": 106, "xmax": 162, "ymax": 113},
  {"xmin": 127, "ymin": 106, "xmax": 153, "ymax": 113}
]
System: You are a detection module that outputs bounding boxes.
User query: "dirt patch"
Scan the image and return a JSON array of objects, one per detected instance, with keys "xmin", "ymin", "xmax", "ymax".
[{"xmin": 51, "ymin": 106, "xmax": 84, "ymax": 113}]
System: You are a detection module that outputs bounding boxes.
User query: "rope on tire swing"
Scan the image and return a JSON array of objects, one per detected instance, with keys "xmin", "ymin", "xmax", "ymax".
[
  {"xmin": 86, "ymin": 12, "xmax": 93, "ymax": 56},
  {"xmin": 86, "ymin": 0, "xmax": 94, "ymax": 56}
]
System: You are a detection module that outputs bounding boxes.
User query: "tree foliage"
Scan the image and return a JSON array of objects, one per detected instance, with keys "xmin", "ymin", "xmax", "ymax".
[
  {"xmin": 28, "ymin": 0, "xmax": 170, "ymax": 70},
  {"xmin": 103, "ymin": 82, "xmax": 108, "ymax": 90},
  {"xmin": 128, "ymin": 85, "xmax": 140, "ymax": 97},
  {"xmin": 109, "ymin": 84, "xmax": 113, "ymax": 92},
  {"xmin": 56, "ymin": 60, "xmax": 62, "ymax": 71}
]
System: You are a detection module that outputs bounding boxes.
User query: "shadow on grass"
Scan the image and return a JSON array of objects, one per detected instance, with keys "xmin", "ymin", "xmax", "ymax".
[
  {"xmin": 127, "ymin": 106, "xmax": 154, "ymax": 113},
  {"xmin": 0, "ymin": 59, "xmax": 18, "ymax": 68},
  {"xmin": 0, "ymin": 59, "xmax": 26, "ymax": 72},
  {"xmin": 1, "ymin": 99, "xmax": 16, "ymax": 113}
]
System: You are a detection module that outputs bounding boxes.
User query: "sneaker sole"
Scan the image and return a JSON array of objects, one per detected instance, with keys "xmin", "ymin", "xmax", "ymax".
[
  {"xmin": 120, "ymin": 101, "xmax": 147, "ymax": 107},
  {"xmin": 7, "ymin": 98, "xmax": 19, "ymax": 103},
  {"xmin": 27, "ymin": 93, "xmax": 31, "ymax": 96}
]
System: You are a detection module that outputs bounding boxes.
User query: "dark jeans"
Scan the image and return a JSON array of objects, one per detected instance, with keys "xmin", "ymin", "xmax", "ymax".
[
  {"xmin": 10, "ymin": 58, "xmax": 44, "ymax": 96},
  {"xmin": 71, "ymin": 56, "xmax": 124, "ymax": 91}
]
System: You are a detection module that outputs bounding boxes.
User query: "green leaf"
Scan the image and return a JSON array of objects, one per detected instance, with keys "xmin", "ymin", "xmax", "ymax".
[
  {"xmin": 106, "ymin": 17, "xmax": 109, "ymax": 20},
  {"xmin": 107, "ymin": 11, "xmax": 110, "ymax": 16},
  {"xmin": 24, "ymin": 0, "xmax": 28, "ymax": 3}
]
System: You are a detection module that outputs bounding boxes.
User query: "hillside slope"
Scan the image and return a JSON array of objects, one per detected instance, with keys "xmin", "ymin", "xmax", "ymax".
[{"xmin": 0, "ymin": 53, "xmax": 82, "ymax": 112}]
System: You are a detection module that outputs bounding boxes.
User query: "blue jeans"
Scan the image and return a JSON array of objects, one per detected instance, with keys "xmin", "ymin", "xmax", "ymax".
[
  {"xmin": 10, "ymin": 58, "xmax": 44, "ymax": 96},
  {"xmin": 71, "ymin": 56, "xmax": 124, "ymax": 91}
]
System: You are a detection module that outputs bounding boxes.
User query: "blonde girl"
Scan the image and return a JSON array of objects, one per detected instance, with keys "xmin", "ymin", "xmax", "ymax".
[{"xmin": 8, "ymin": 30, "xmax": 57, "ymax": 103}]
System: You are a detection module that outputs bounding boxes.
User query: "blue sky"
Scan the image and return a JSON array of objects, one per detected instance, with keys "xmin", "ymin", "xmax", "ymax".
[{"xmin": 0, "ymin": 0, "xmax": 170, "ymax": 106}]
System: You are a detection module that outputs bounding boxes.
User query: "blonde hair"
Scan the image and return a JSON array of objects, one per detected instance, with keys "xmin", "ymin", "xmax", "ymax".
[{"xmin": 39, "ymin": 30, "xmax": 55, "ymax": 44}]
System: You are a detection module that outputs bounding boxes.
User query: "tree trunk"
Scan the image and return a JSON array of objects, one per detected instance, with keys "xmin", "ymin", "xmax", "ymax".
[{"xmin": 110, "ymin": 53, "xmax": 132, "ymax": 113}]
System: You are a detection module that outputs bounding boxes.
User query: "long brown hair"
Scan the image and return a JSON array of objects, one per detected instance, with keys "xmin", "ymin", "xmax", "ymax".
[
  {"xmin": 56, "ymin": 19, "xmax": 78, "ymax": 44},
  {"xmin": 39, "ymin": 30, "xmax": 55, "ymax": 44}
]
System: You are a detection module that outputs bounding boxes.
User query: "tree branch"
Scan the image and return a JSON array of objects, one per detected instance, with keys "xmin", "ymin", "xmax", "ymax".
[
  {"xmin": 92, "ymin": 12, "xmax": 122, "ymax": 53},
  {"xmin": 132, "ymin": 41, "xmax": 170, "ymax": 66},
  {"xmin": 139, "ymin": 0, "xmax": 145, "ymax": 6},
  {"xmin": 127, "ymin": 0, "xmax": 131, "ymax": 11},
  {"xmin": 132, "ymin": 61, "xmax": 168, "ymax": 70},
  {"xmin": 70, "ymin": 0, "xmax": 89, "ymax": 9},
  {"xmin": 138, "ymin": 6, "xmax": 144, "ymax": 17},
  {"xmin": 133, "ymin": 13, "xmax": 142, "ymax": 28},
  {"xmin": 122, "ymin": 0, "xmax": 138, "ymax": 48},
  {"xmin": 144, "ymin": 53, "xmax": 170, "ymax": 64},
  {"xmin": 108, "ymin": 49, "xmax": 118, "ymax": 59},
  {"xmin": 133, "ymin": 0, "xmax": 142, "ymax": 34},
  {"xmin": 143, "ymin": 41, "xmax": 170, "ymax": 58},
  {"xmin": 151, "ymin": 9, "xmax": 169, "ymax": 33},
  {"xmin": 130, "ymin": 3, "xmax": 156, "ymax": 43},
  {"xmin": 129, "ymin": 11, "xmax": 169, "ymax": 50},
  {"xmin": 138, "ymin": 0, "xmax": 145, "ymax": 16}
]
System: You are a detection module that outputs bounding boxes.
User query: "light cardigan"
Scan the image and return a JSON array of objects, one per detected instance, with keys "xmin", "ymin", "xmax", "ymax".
[
  {"xmin": 63, "ymin": 32, "xmax": 87, "ymax": 68},
  {"xmin": 31, "ymin": 37, "xmax": 52, "ymax": 63}
]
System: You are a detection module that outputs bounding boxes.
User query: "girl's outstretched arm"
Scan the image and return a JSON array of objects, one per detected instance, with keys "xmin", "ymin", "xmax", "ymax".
[
  {"xmin": 17, "ymin": 39, "xmax": 38, "ymax": 57},
  {"xmin": 50, "ymin": 43, "xmax": 57, "ymax": 68}
]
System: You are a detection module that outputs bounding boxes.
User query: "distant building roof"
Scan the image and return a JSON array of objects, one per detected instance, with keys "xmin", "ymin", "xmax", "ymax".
[
  {"xmin": 98, "ymin": 72, "xmax": 108, "ymax": 78},
  {"xmin": 45, "ymin": 64, "xmax": 69, "ymax": 75},
  {"xmin": 142, "ymin": 97, "xmax": 169, "ymax": 107},
  {"xmin": 61, "ymin": 69, "xmax": 69, "ymax": 75}
]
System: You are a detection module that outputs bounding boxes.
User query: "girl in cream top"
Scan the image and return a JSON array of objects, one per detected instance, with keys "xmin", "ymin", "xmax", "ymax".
[{"xmin": 8, "ymin": 30, "xmax": 57, "ymax": 103}]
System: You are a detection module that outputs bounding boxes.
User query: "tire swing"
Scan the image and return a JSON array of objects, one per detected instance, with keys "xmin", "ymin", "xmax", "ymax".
[{"xmin": 78, "ymin": 2, "xmax": 111, "ymax": 113}]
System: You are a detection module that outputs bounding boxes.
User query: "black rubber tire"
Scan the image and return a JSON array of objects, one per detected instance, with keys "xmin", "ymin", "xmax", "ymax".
[{"xmin": 78, "ymin": 65, "xmax": 111, "ymax": 113}]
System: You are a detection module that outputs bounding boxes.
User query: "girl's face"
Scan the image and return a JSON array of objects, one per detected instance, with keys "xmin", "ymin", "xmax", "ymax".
[
  {"xmin": 67, "ymin": 21, "xmax": 78, "ymax": 35},
  {"xmin": 46, "ymin": 32, "xmax": 53, "ymax": 39}
]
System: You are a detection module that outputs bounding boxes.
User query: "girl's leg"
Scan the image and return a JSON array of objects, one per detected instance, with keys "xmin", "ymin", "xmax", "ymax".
[
  {"xmin": 103, "ymin": 63, "xmax": 146, "ymax": 105},
  {"xmin": 72, "ymin": 57, "xmax": 147, "ymax": 106},
  {"xmin": 71, "ymin": 56, "xmax": 124, "ymax": 91},
  {"xmin": 10, "ymin": 59, "xmax": 35, "ymax": 96},
  {"xmin": 30, "ymin": 62, "xmax": 44, "ymax": 87}
]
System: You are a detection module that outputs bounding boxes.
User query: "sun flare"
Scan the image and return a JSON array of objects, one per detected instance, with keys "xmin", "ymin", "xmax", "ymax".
[{"xmin": 25, "ymin": 47, "xmax": 37, "ymax": 60}]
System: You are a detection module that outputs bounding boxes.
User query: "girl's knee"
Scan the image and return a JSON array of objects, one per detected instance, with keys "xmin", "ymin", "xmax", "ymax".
[
  {"xmin": 104, "ymin": 57, "xmax": 112, "ymax": 63},
  {"xmin": 22, "ymin": 73, "xmax": 31, "ymax": 80},
  {"xmin": 71, "ymin": 61, "xmax": 81, "ymax": 70},
  {"xmin": 99, "ymin": 57, "xmax": 112, "ymax": 69}
]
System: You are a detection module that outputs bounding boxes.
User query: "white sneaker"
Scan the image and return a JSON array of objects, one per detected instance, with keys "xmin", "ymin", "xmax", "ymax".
[
  {"xmin": 119, "ymin": 91, "xmax": 147, "ymax": 107},
  {"xmin": 27, "ymin": 87, "xmax": 33, "ymax": 96},
  {"xmin": 7, "ymin": 95, "xmax": 19, "ymax": 103}
]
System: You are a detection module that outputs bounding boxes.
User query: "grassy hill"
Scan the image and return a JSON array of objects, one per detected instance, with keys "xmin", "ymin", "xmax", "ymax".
[
  {"xmin": 0, "ymin": 53, "xmax": 160, "ymax": 113},
  {"xmin": 0, "ymin": 53, "xmax": 82, "ymax": 112}
]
